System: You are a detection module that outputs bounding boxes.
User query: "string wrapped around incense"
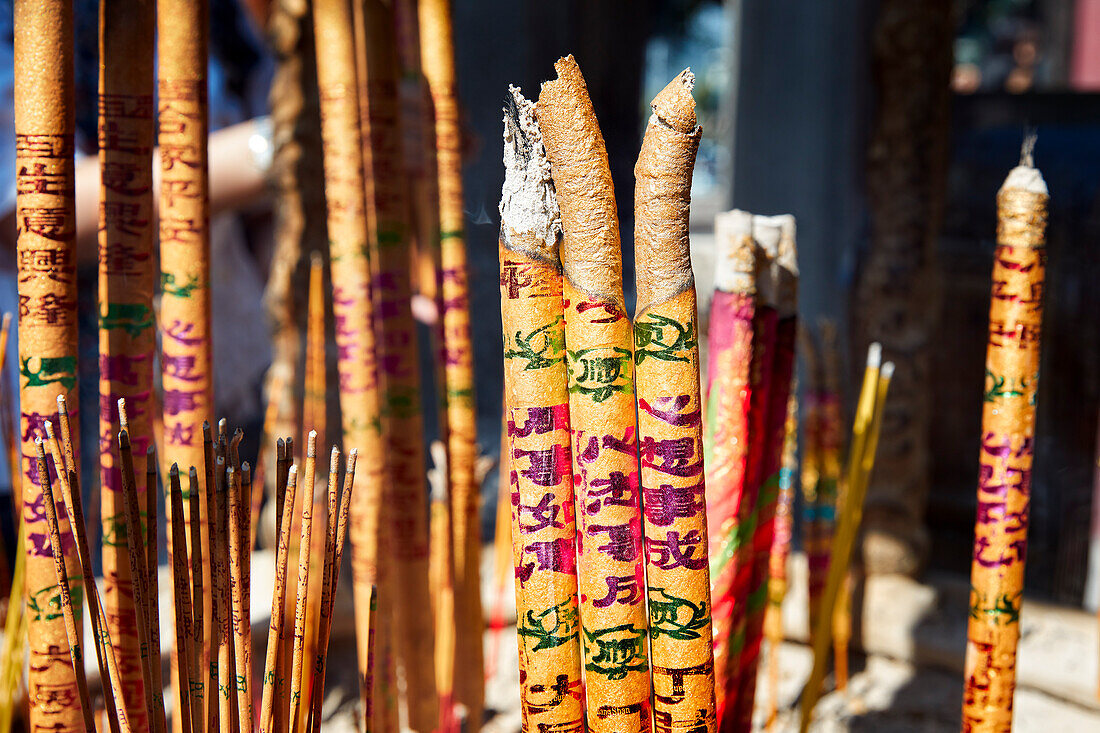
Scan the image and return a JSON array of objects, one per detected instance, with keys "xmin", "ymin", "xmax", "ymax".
[
  {"xmin": 537, "ymin": 55, "xmax": 651, "ymax": 731},
  {"xmin": 704, "ymin": 209, "xmax": 757, "ymax": 716},
  {"xmin": 35, "ymin": 439, "xmax": 95, "ymax": 732},
  {"xmin": 313, "ymin": 0, "xmax": 393, "ymax": 727},
  {"xmin": 259, "ymin": 465, "xmax": 299, "ymax": 733},
  {"xmin": 168, "ymin": 466, "xmax": 195, "ymax": 733},
  {"xmin": 960, "ymin": 144, "xmax": 1048, "ymax": 732},
  {"xmin": 799, "ymin": 347, "xmax": 893, "ymax": 732},
  {"xmin": 360, "ymin": 2, "xmax": 438, "ymax": 728},
  {"xmin": 99, "ymin": 0, "xmax": 157, "ymax": 724},
  {"xmin": 499, "ymin": 87, "xmax": 581, "ymax": 733},
  {"xmin": 158, "ymin": 0, "xmax": 214, "ymax": 723},
  {"xmin": 734, "ymin": 217, "xmax": 799, "ymax": 732},
  {"xmin": 419, "ymin": 2, "xmax": 484, "ymax": 719},
  {"xmin": 632, "ymin": 70, "xmax": 716, "ymax": 733},
  {"xmin": 14, "ymin": 0, "xmax": 84, "ymax": 729}
]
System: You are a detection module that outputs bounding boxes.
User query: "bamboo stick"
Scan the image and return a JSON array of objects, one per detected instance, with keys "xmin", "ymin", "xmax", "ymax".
[
  {"xmin": 168, "ymin": 466, "xmax": 195, "ymax": 733},
  {"xmin": 35, "ymin": 439, "xmax": 95, "ymax": 733},
  {"xmin": 315, "ymin": 2, "xmax": 394, "ymax": 728},
  {"xmin": 418, "ymin": 3, "xmax": 483, "ymax": 719},
  {"xmin": 537, "ymin": 55, "xmax": 651, "ymax": 732},
  {"xmin": 14, "ymin": 0, "xmax": 84, "ymax": 728},
  {"xmin": 158, "ymin": 0, "xmax": 214, "ymax": 726},
  {"xmin": 360, "ymin": 3, "xmax": 438, "ymax": 727},
  {"xmin": 632, "ymin": 70, "xmax": 716, "ymax": 733},
  {"xmin": 99, "ymin": 0, "xmax": 157, "ymax": 726},
  {"xmin": 960, "ymin": 146, "xmax": 1049, "ymax": 733},
  {"xmin": 799, "ymin": 348, "xmax": 893, "ymax": 732}
]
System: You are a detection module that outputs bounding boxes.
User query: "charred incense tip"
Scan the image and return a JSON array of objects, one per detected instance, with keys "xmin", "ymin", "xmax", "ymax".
[
  {"xmin": 170, "ymin": 463, "xmax": 179, "ymax": 478},
  {"xmin": 117, "ymin": 398, "xmax": 129, "ymax": 430},
  {"xmin": 43, "ymin": 420, "xmax": 55, "ymax": 440},
  {"xmin": 329, "ymin": 446, "xmax": 340, "ymax": 473},
  {"xmin": 500, "ymin": 84, "xmax": 561, "ymax": 258},
  {"xmin": 310, "ymin": 250, "xmax": 323, "ymax": 268},
  {"xmin": 189, "ymin": 466, "xmax": 198, "ymax": 480},
  {"xmin": 649, "ymin": 67, "xmax": 698, "ymax": 135},
  {"xmin": 1, "ymin": 312, "xmax": 9, "ymax": 330},
  {"xmin": 307, "ymin": 430, "xmax": 317, "ymax": 458},
  {"xmin": 881, "ymin": 361, "xmax": 896, "ymax": 381},
  {"xmin": 867, "ymin": 342, "xmax": 882, "ymax": 370}
]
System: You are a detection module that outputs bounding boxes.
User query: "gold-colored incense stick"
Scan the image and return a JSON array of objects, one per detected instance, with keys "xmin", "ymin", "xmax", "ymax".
[
  {"xmin": 632, "ymin": 70, "xmax": 715, "ymax": 733},
  {"xmin": 143, "ymin": 443, "xmax": 167, "ymax": 733},
  {"xmin": 187, "ymin": 466, "xmax": 205, "ymax": 733},
  {"xmin": 259, "ymin": 465, "xmax": 299, "ymax": 733},
  {"xmin": 419, "ymin": 3, "xmax": 483, "ymax": 719},
  {"xmin": 35, "ymin": 439, "xmax": 95, "ymax": 733},
  {"xmin": 215, "ymin": 460, "xmax": 235, "ymax": 733},
  {"xmin": 158, "ymin": 0, "xmax": 214, "ymax": 723},
  {"xmin": 428, "ymin": 475, "xmax": 456, "ymax": 733},
  {"xmin": 961, "ymin": 147, "xmax": 1049, "ymax": 733},
  {"xmin": 360, "ymin": 3, "xmax": 438, "ymax": 727},
  {"xmin": 304, "ymin": 253, "xmax": 327, "ymax": 453},
  {"xmin": 538, "ymin": 56, "xmax": 652, "ymax": 731},
  {"xmin": 799, "ymin": 349, "xmax": 893, "ymax": 732},
  {"xmin": 168, "ymin": 466, "xmax": 195, "ymax": 733},
  {"xmin": 313, "ymin": 2, "xmax": 394, "ymax": 727},
  {"xmin": 289, "ymin": 446, "xmax": 317, "ymax": 733},
  {"xmin": 14, "ymin": 0, "xmax": 84, "ymax": 728},
  {"xmin": 228, "ymin": 465, "xmax": 254, "ymax": 732}
]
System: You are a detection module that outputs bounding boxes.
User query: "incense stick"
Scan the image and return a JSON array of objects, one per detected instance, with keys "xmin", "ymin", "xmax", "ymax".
[
  {"xmin": 168, "ymin": 466, "xmax": 195, "ymax": 733},
  {"xmin": 537, "ymin": 55, "xmax": 651, "ymax": 731},
  {"xmin": 203, "ymin": 425, "xmax": 220, "ymax": 733},
  {"xmin": 14, "ymin": 0, "xmax": 84, "ymax": 728},
  {"xmin": 428, "ymin": 469, "xmax": 456, "ymax": 733},
  {"xmin": 215, "ymin": 459, "xmax": 235, "ymax": 733},
  {"xmin": 35, "ymin": 439, "xmax": 95, "ymax": 733},
  {"xmin": 143, "ymin": 443, "xmax": 167, "ymax": 733},
  {"xmin": 228, "ymin": 464, "xmax": 254, "ymax": 733},
  {"xmin": 419, "ymin": 2, "xmax": 484, "ymax": 718},
  {"xmin": 960, "ymin": 146, "xmax": 1049, "ymax": 732},
  {"xmin": 288, "ymin": 453, "xmax": 316, "ymax": 733},
  {"xmin": 259, "ymin": 465, "xmax": 299, "ymax": 733},
  {"xmin": 187, "ymin": 466, "xmax": 205, "ymax": 733},
  {"xmin": 765, "ymin": 393, "xmax": 798, "ymax": 730}
]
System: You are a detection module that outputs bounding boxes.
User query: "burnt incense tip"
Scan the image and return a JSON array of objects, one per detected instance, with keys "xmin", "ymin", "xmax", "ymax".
[
  {"xmin": 170, "ymin": 463, "xmax": 179, "ymax": 476},
  {"xmin": 307, "ymin": 430, "xmax": 317, "ymax": 457},
  {"xmin": 867, "ymin": 342, "xmax": 882, "ymax": 369},
  {"xmin": 189, "ymin": 466, "xmax": 198, "ymax": 479},
  {"xmin": 117, "ymin": 398, "xmax": 129, "ymax": 429},
  {"xmin": 43, "ymin": 420, "xmax": 54, "ymax": 438},
  {"xmin": 329, "ymin": 446, "xmax": 340, "ymax": 470},
  {"xmin": 501, "ymin": 85, "xmax": 561, "ymax": 257},
  {"xmin": 650, "ymin": 68, "xmax": 698, "ymax": 135},
  {"xmin": 881, "ymin": 361, "xmax": 896, "ymax": 380},
  {"xmin": 1, "ymin": 313, "xmax": 9, "ymax": 328},
  {"xmin": 310, "ymin": 250, "xmax": 323, "ymax": 267}
]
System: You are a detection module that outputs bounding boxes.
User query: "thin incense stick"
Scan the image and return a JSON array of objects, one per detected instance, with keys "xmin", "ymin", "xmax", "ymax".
[
  {"xmin": 631, "ymin": 70, "xmax": 716, "ymax": 733},
  {"xmin": 44, "ymin": 418, "xmax": 127, "ymax": 733},
  {"xmin": 228, "ymin": 464, "xmax": 254, "ymax": 732},
  {"xmin": 799, "ymin": 349, "xmax": 892, "ymax": 732},
  {"xmin": 100, "ymin": 0, "xmax": 157, "ymax": 725},
  {"xmin": 360, "ymin": 3, "xmax": 438, "ymax": 726},
  {"xmin": 306, "ymin": 449, "xmax": 340, "ymax": 732},
  {"xmin": 960, "ymin": 146, "xmax": 1049, "ymax": 732},
  {"xmin": 203, "ymin": 425, "xmax": 220, "ymax": 733},
  {"xmin": 304, "ymin": 253, "xmax": 326, "ymax": 454},
  {"xmin": 187, "ymin": 466, "xmax": 205, "ymax": 733},
  {"xmin": 289, "ymin": 451, "xmax": 317, "ymax": 733},
  {"xmin": 428, "ymin": 473, "xmax": 456, "ymax": 733},
  {"xmin": 215, "ymin": 460, "xmax": 235, "ymax": 733},
  {"xmin": 537, "ymin": 55, "xmax": 651, "ymax": 732},
  {"xmin": 168, "ymin": 466, "xmax": 195, "ymax": 733},
  {"xmin": 259, "ymin": 465, "xmax": 299, "ymax": 733},
  {"xmin": 298, "ymin": 483, "xmax": 326, "ymax": 733},
  {"xmin": 14, "ymin": 0, "xmax": 84, "ymax": 728},
  {"xmin": 704, "ymin": 210, "xmax": 758, "ymax": 716},
  {"xmin": 35, "ymin": 439, "xmax": 95, "ymax": 733},
  {"xmin": 313, "ymin": 2, "xmax": 394, "ymax": 727},
  {"xmin": 157, "ymin": 0, "xmax": 214, "ymax": 725},
  {"xmin": 252, "ymin": 376, "xmax": 284, "ymax": 548},
  {"xmin": 143, "ymin": 443, "xmax": 167, "ymax": 733},
  {"xmin": 419, "ymin": 2, "xmax": 483, "ymax": 719}
]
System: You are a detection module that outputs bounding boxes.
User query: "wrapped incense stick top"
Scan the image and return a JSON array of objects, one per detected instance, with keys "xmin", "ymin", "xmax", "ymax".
[
  {"xmin": 714, "ymin": 209, "xmax": 756, "ymax": 294},
  {"xmin": 634, "ymin": 69, "xmax": 702, "ymax": 315},
  {"xmin": 538, "ymin": 55, "xmax": 623, "ymax": 305},
  {"xmin": 500, "ymin": 86, "xmax": 562, "ymax": 262}
]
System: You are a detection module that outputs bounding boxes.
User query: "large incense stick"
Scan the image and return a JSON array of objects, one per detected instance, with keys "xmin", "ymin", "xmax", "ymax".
[
  {"xmin": 538, "ymin": 55, "xmax": 652, "ymax": 732},
  {"xmin": 99, "ymin": 0, "xmax": 157, "ymax": 727},
  {"xmin": 418, "ymin": 2, "xmax": 484, "ymax": 720},
  {"xmin": 311, "ymin": 1, "xmax": 393, "ymax": 728},
  {"xmin": 14, "ymin": 0, "xmax": 84, "ymax": 729},
  {"xmin": 632, "ymin": 70, "xmax": 716, "ymax": 733},
  {"xmin": 360, "ymin": 2, "xmax": 438, "ymax": 728},
  {"xmin": 499, "ymin": 87, "xmax": 584, "ymax": 733},
  {"xmin": 960, "ymin": 147, "xmax": 1048, "ymax": 732},
  {"xmin": 158, "ymin": 0, "xmax": 214, "ymax": 724}
]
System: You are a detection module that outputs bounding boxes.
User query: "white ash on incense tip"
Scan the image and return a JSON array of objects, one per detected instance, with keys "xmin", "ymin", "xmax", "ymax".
[{"xmin": 500, "ymin": 85, "xmax": 562, "ymax": 255}]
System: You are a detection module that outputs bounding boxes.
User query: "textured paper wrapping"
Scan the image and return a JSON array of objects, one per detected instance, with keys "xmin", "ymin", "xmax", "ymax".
[
  {"xmin": 99, "ymin": 1, "xmax": 156, "ymax": 728},
  {"xmin": 312, "ymin": 1, "xmax": 392, "ymax": 730},
  {"xmin": 157, "ymin": 1, "xmax": 213, "ymax": 725},
  {"xmin": 499, "ymin": 88, "xmax": 584, "ymax": 733},
  {"xmin": 703, "ymin": 213, "xmax": 756, "ymax": 717},
  {"xmin": 961, "ymin": 165, "xmax": 1048, "ymax": 733},
  {"xmin": 633, "ymin": 72, "xmax": 715, "ymax": 733},
  {"xmin": 361, "ymin": 2, "xmax": 438, "ymax": 729},
  {"xmin": 418, "ymin": 2, "xmax": 484, "ymax": 720},
  {"xmin": 14, "ymin": 1, "xmax": 84, "ymax": 730},
  {"xmin": 538, "ymin": 55, "xmax": 651, "ymax": 733},
  {"xmin": 733, "ymin": 219, "xmax": 797, "ymax": 732}
]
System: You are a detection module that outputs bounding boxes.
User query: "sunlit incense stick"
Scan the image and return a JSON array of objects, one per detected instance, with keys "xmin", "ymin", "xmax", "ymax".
[
  {"xmin": 259, "ymin": 466, "xmax": 299, "ymax": 733},
  {"xmin": 289, "ymin": 444, "xmax": 317, "ymax": 733},
  {"xmin": 187, "ymin": 466, "xmax": 206, "ymax": 733},
  {"xmin": 169, "ymin": 466, "xmax": 195, "ymax": 733},
  {"xmin": 228, "ymin": 464, "xmax": 253, "ymax": 732}
]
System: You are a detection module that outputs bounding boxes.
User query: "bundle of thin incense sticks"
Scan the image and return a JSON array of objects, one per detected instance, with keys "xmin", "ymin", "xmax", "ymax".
[{"xmin": 501, "ymin": 56, "xmax": 715, "ymax": 733}]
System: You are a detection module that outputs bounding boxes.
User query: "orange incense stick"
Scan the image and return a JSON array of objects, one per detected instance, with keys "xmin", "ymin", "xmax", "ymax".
[
  {"xmin": 961, "ymin": 146, "xmax": 1049, "ymax": 732},
  {"xmin": 228, "ymin": 465, "xmax": 253, "ymax": 732},
  {"xmin": 361, "ymin": 2, "xmax": 438, "ymax": 728},
  {"xmin": 538, "ymin": 56, "xmax": 652, "ymax": 732},
  {"xmin": 35, "ymin": 439, "xmax": 95, "ymax": 733},
  {"xmin": 499, "ymin": 87, "xmax": 583, "ymax": 733},
  {"xmin": 187, "ymin": 466, "xmax": 205, "ymax": 733},
  {"xmin": 99, "ymin": 0, "xmax": 157, "ymax": 725},
  {"xmin": 632, "ymin": 70, "xmax": 715, "ymax": 733},
  {"xmin": 418, "ymin": 2, "xmax": 484, "ymax": 719},
  {"xmin": 428, "ymin": 474, "xmax": 457, "ymax": 733},
  {"xmin": 259, "ymin": 464, "xmax": 298, "ymax": 733},
  {"xmin": 215, "ymin": 459, "xmax": 235, "ymax": 733},
  {"xmin": 288, "ymin": 444, "xmax": 317, "ymax": 733},
  {"xmin": 168, "ymin": 466, "xmax": 195, "ymax": 733},
  {"xmin": 202, "ymin": 425, "xmax": 221, "ymax": 733},
  {"xmin": 14, "ymin": 0, "xmax": 84, "ymax": 729},
  {"xmin": 304, "ymin": 253, "xmax": 326, "ymax": 453}
]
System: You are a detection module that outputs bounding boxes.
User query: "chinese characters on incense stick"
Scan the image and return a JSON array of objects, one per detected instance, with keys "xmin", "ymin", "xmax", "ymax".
[{"xmin": 961, "ymin": 145, "xmax": 1048, "ymax": 733}]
